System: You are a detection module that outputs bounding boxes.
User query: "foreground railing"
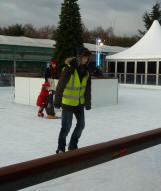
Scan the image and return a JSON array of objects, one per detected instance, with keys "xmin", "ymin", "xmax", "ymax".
[{"xmin": 0, "ymin": 128, "xmax": 161, "ymax": 191}]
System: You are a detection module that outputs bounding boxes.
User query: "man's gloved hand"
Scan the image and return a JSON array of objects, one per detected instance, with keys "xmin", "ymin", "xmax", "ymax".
[
  {"xmin": 85, "ymin": 106, "xmax": 91, "ymax": 110},
  {"xmin": 70, "ymin": 58, "xmax": 77, "ymax": 67}
]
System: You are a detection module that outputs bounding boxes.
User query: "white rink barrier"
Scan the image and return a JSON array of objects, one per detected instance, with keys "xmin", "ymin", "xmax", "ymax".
[
  {"xmin": 119, "ymin": 83, "xmax": 161, "ymax": 90},
  {"xmin": 15, "ymin": 77, "xmax": 118, "ymax": 107}
]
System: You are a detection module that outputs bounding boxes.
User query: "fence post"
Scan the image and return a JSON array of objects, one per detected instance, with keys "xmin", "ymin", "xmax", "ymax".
[
  {"xmin": 115, "ymin": 60, "xmax": 117, "ymax": 78},
  {"xmin": 119, "ymin": 74, "xmax": 121, "ymax": 83},
  {"xmin": 134, "ymin": 61, "xmax": 137, "ymax": 84},
  {"xmin": 156, "ymin": 61, "xmax": 159, "ymax": 85},
  {"xmin": 141, "ymin": 74, "xmax": 143, "ymax": 84},
  {"xmin": 145, "ymin": 61, "xmax": 148, "ymax": 85},
  {"xmin": 124, "ymin": 61, "xmax": 127, "ymax": 84},
  {"xmin": 10, "ymin": 74, "xmax": 14, "ymax": 87}
]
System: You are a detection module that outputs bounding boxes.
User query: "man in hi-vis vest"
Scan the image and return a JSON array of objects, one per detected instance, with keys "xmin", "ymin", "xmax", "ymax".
[{"xmin": 55, "ymin": 47, "xmax": 92, "ymax": 153}]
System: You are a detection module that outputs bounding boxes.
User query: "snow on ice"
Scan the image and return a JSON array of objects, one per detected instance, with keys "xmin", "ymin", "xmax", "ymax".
[{"xmin": 0, "ymin": 86, "xmax": 161, "ymax": 191}]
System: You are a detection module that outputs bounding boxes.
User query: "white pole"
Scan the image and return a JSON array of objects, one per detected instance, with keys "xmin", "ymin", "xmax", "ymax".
[
  {"xmin": 115, "ymin": 60, "xmax": 117, "ymax": 78},
  {"xmin": 145, "ymin": 61, "xmax": 148, "ymax": 85},
  {"xmin": 106, "ymin": 60, "xmax": 108, "ymax": 73},
  {"xmin": 13, "ymin": 48, "xmax": 16, "ymax": 87},
  {"xmin": 124, "ymin": 61, "xmax": 127, "ymax": 83},
  {"xmin": 134, "ymin": 61, "xmax": 137, "ymax": 84},
  {"xmin": 156, "ymin": 60, "xmax": 159, "ymax": 85}
]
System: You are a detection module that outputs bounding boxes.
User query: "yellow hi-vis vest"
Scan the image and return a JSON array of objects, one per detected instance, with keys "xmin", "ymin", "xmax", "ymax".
[{"xmin": 62, "ymin": 69, "xmax": 89, "ymax": 106}]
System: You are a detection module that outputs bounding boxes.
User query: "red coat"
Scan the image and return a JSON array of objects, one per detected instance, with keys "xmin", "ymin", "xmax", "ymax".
[{"xmin": 36, "ymin": 89, "xmax": 49, "ymax": 108}]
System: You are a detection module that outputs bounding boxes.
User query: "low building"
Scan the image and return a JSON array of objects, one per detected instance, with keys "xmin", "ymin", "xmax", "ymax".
[
  {"xmin": 0, "ymin": 35, "xmax": 125, "ymax": 81},
  {"xmin": 0, "ymin": 36, "xmax": 55, "ymax": 76}
]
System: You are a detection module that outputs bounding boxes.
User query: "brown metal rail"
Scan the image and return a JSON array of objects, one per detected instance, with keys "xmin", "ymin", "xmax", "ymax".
[{"xmin": 0, "ymin": 128, "xmax": 161, "ymax": 191}]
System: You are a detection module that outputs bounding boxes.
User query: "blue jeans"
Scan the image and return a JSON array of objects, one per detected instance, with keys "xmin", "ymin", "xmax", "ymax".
[{"xmin": 57, "ymin": 109, "xmax": 85, "ymax": 151}]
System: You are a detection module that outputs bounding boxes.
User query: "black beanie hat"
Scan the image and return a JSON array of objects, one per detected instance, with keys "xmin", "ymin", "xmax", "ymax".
[{"xmin": 77, "ymin": 47, "xmax": 91, "ymax": 57}]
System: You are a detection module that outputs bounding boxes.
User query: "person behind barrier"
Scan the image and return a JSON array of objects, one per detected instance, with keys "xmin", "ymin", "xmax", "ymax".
[
  {"xmin": 55, "ymin": 47, "xmax": 92, "ymax": 153},
  {"xmin": 45, "ymin": 61, "xmax": 58, "ymax": 119}
]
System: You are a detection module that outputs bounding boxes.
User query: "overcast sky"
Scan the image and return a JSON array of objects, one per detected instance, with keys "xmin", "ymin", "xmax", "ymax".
[{"xmin": 0, "ymin": 0, "xmax": 156, "ymax": 36}]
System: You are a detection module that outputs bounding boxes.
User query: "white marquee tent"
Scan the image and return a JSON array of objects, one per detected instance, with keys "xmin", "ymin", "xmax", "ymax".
[{"xmin": 106, "ymin": 20, "xmax": 161, "ymax": 85}]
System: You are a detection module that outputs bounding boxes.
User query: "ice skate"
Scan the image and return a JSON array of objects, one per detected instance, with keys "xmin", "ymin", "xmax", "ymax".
[
  {"xmin": 47, "ymin": 115, "xmax": 59, "ymax": 119},
  {"xmin": 38, "ymin": 111, "xmax": 44, "ymax": 117}
]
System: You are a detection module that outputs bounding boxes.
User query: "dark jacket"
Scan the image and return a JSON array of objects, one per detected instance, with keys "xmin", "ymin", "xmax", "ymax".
[
  {"xmin": 55, "ymin": 57, "xmax": 91, "ymax": 111},
  {"xmin": 45, "ymin": 66, "xmax": 58, "ymax": 82}
]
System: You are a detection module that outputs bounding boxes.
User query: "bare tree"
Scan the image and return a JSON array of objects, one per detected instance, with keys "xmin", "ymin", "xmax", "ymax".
[
  {"xmin": 38, "ymin": 25, "xmax": 57, "ymax": 39},
  {"xmin": 24, "ymin": 24, "xmax": 38, "ymax": 38}
]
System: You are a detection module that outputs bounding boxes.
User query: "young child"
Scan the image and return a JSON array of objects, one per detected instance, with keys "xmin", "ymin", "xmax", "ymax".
[{"xmin": 36, "ymin": 82, "xmax": 50, "ymax": 117}]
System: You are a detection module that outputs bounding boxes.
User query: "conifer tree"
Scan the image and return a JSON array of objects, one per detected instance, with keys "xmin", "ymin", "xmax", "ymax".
[
  {"xmin": 139, "ymin": 2, "xmax": 161, "ymax": 35},
  {"xmin": 52, "ymin": 0, "xmax": 83, "ymax": 72}
]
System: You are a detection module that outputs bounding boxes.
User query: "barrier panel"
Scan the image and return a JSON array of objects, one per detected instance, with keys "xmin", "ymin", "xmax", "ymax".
[
  {"xmin": 15, "ymin": 76, "xmax": 118, "ymax": 107},
  {"xmin": 0, "ymin": 128, "xmax": 161, "ymax": 190}
]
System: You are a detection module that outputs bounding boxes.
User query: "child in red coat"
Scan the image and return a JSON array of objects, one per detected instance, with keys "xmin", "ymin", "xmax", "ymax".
[{"xmin": 36, "ymin": 82, "xmax": 50, "ymax": 117}]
